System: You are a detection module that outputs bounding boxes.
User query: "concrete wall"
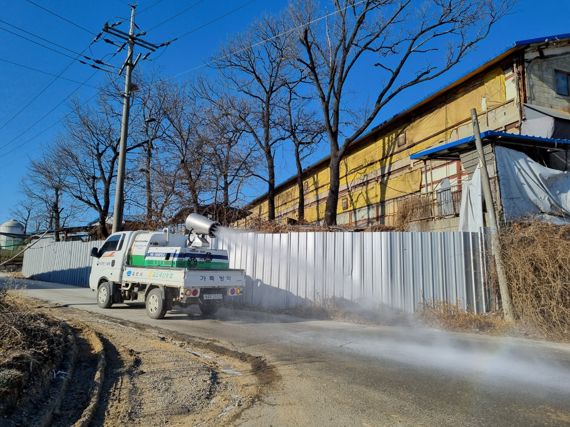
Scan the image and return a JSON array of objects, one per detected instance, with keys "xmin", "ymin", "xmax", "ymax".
[{"xmin": 408, "ymin": 217, "xmax": 460, "ymax": 232}]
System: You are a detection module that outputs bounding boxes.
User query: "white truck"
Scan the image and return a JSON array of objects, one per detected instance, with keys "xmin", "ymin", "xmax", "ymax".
[{"xmin": 88, "ymin": 213, "xmax": 245, "ymax": 319}]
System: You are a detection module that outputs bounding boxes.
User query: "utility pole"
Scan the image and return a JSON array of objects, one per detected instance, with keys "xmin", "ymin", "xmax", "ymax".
[
  {"xmin": 471, "ymin": 108, "xmax": 514, "ymax": 321},
  {"xmin": 111, "ymin": 5, "xmax": 135, "ymax": 233},
  {"xmin": 102, "ymin": 6, "xmax": 165, "ymax": 233}
]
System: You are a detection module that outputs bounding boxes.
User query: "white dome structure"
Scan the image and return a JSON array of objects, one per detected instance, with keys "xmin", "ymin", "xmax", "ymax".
[{"xmin": 0, "ymin": 219, "xmax": 25, "ymax": 251}]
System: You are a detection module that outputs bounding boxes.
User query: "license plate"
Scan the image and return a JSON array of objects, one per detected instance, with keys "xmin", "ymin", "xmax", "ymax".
[{"xmin": 203, "ymin": 294, "xmax": 223, "ymax": 300}]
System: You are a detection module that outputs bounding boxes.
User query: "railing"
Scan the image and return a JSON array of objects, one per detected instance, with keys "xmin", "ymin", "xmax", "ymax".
[{"xmin": 391, "ymin": 187, "xmax": 462, "ymax": 225}]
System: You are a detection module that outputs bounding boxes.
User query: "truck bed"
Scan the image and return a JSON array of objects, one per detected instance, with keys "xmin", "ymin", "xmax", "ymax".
[{"xmin": 122, "ymin": 266, "xmax": 245, "ymax": 288}]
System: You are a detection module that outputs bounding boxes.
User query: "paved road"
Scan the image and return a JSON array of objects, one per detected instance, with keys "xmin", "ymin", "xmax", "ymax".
[{"xmin": 3, "ymin": 275, "xmax": 570, "ymax": 426}]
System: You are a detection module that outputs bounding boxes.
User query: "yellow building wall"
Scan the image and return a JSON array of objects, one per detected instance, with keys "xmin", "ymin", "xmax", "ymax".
[{"xmin": 246, "ymin": 65, "xmax": 515, "ymax": 224}]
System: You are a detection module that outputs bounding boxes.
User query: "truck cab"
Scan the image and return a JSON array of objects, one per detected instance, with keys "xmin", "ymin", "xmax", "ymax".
[{"xmin": 89, "ymin": 231, "xmax": 132, "ymax": 292}]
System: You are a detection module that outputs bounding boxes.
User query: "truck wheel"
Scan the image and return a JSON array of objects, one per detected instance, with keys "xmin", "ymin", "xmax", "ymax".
[
  {"xmin": 146, "ymin": 288, "xmax": 167, "ymax": 319},
  {"xmin": 97, "ymin": 282, "xmax": 113, "ymax": 308},
  {"xmin": 199, "ymin": 303, "xmax": 219, "ymax": 316}
]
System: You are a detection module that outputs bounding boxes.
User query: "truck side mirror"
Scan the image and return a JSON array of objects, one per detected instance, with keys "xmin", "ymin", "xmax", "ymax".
[{"xmin": 90, "ymin": 247, "xmax": 100, "ymax": 258}]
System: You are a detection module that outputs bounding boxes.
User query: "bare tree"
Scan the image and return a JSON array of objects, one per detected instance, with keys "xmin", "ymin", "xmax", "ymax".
[
  {"xmin": 10, "ymin": 199, "xmax": 35, "ymax": 235},
  {"xmin": 56, "ymin": 92, "xmax": 145, "ymax": 237},
  {"xmin": 293, "ymin": 0, "xmax": 509, "ymax": 225},
  {"xmin": 20, "ymin": 151, "xmax": 78, "ymax": 241},
  {"xmin": 213, "ymin": 15, "xmax": 295, "ymax": 220},
  {"xmin": 130, "ymin": 76, "xmax": 171, "ymax": 227},
  {"xmin": 283, "ymin": 80, "xmax": 325, "ymax": 222},
  {"xmin": 161, "ymin": 81, "xmax": 210, "ymax": 214},
  {"xmin": 199, "ymin": 98, "xmax": 257, "ymax": 224}
]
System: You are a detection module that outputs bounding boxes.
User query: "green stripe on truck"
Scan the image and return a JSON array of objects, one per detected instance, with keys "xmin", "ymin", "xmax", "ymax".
[{"xmin": 127, "ymin": 254, "xmax": 229, "ymax": 270}]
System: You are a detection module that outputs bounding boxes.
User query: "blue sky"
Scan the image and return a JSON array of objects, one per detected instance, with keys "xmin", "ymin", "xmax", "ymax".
[{"xmin": 0, "ymin": 0, "xmax": 569, "ymax": 223}]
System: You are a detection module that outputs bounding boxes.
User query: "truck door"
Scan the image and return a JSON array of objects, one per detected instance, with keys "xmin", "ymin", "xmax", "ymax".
[{"xmin": 94, "ymin": 233, "xmax": 127, "ymax": 283}]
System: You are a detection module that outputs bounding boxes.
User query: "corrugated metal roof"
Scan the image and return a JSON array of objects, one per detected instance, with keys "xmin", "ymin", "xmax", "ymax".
[
  {"xmin": 514, "ymin": 33, "xmax": 570, "ymax": 47},
  {"xmin": 410, "ymin": 131, "xmax": 570, "ymax": 160}
]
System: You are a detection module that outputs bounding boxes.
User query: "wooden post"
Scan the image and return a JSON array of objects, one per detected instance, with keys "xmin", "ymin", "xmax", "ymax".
[{"xmin": 471, "ymin": 108, "xmax": 514, "ymax": 321}]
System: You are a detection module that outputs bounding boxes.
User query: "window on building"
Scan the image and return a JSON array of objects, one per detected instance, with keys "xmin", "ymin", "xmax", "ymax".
[
  {"xmin": 342, "ymin": 197, "xmax": 348, "ymax": 210},
  {"xmin": 397, "ymin": 133, "xmax": 406, "ymax": 147},
  {"xmin": 555, "ymin": 70, "xmax": 570, "ymax": 96}
]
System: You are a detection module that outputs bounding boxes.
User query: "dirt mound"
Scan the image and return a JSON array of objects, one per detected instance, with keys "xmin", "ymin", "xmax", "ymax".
[{"xmin": 0, "ymin": 289, "xmax": 67, "ymax": 418}]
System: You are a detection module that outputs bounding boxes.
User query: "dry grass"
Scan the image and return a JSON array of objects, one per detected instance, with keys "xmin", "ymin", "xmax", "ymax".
[
  {"xmin": 394, "ymin": 195, "xmax": 430, "ymax": 230},
  {"xmin": 240, "ymin": 218, "xmax": 397, "ymax": 233},
  {"xmin": 420, "ymin": 302, "xmax": 511, "ymax": 334},
  {"xmin": 363, "ymin": 223, "xmax": 397, "ymax": 232},
  {"xmin": 499, "ymin": 222, "xmax": 570, "ymax": 340},
  {"xmin": 0, "ymin": 287, "xmax": 66, "ymax": 415}
]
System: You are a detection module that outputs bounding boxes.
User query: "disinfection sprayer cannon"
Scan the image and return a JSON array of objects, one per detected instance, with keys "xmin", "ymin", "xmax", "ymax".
[{"xmin": 185, "ymin": 213, "xmax": 220, "ymax": 247}]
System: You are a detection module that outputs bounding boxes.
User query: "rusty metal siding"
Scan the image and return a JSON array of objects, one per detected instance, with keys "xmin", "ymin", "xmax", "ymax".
[
  {"xmin": 22, "ymin": 239, "xmax": 103, "ymax": 287},
  {"xmin": 213, "ymin": 231, "xmax": 487, "ymax": 313}
]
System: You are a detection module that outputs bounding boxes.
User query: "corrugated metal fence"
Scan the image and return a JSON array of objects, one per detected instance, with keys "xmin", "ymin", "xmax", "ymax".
[
  {"xmin": 22, "ymin": 231, "xmax": 488, "ymax": 313},
  {"xmin": 212, "ymin": 231, "xmax": 488, "ymax": 313},
  {"xmin": 22, "ymin": 239, "xmax": 103, "ymax": 286}
]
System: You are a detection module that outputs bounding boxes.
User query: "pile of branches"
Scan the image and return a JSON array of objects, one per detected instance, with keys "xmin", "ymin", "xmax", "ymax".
[
  {"xmin": 244, "ymin": 218, "xmax": 352, "ymax": 233},
  {"xmin": 500, "ymin": 222, "xmax": 570, "ymax": 340},
  {"xmin": 0, "ymin": 288, "xmax": 66, "ymax": 415}
]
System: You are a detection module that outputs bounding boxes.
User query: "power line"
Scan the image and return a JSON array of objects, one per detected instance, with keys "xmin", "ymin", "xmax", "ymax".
[
  {"xmin": 24, "ymin": 0, "xmax": 96, "ymax": 36},
  {"xmin": 0, "ymin": 35, "xmax": 99, "ymax": 133},
  {"xmin": 0, "ymin": 19, "xmax": 113, "ymax": 70},
  {"xmin": 172, "ymin": 0, "xmax": 366, "ymax": 78},
  {"xmin": 0, "ymin": 71, "xmax": 104, "ymax": 158},
  {"xmin": 0, "ymin": 56, "xmax": 99, "ymax": 88},
  {"xmin": 147, "ymin": 0, "xmax": 205, "ymax": 31},
  {"xmin": 0, "ymin": 3, "xmax": 166, "ymax": 160},
  {"xmin": 169, "ymin": 0, "xmax": 255, "ymax": 43},
  {"xmin": 0, "ymin": 18, "xmax": 85, "ymax": 56},
  {"xmin": 139, "ymin": 0, "xmax": 168, "ymax": 15},
  {"xmin": 0, "ymin": 25, "xmax": 80, "ymax": 61}
]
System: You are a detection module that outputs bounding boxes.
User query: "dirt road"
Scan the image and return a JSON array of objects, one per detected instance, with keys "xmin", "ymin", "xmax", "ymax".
[{"xmin": 4, "ymin": 276, "xmax": 570, "ymax": 426}]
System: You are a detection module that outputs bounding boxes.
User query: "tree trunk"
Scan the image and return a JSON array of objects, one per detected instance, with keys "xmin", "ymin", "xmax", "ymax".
[
  {"xmin": 53, "ymin": 189, "xmax": 61, "ymax": 242},
  {"xmin": 22, "ymin": 211, "xmax": 30, "ymax": 235},
  {"xmin": 324, "ymin": 154, "xmax": 341, "ymax": 226},
  {"xmin": 266, "ymin": 151, "xmax": 276, "ymax": 221},
  {"xmin": 295, "ymin": 146, "xmax": 305, "ymax": 222},
  {"xmin": 99, "ymin": 213, "xmax": 109, "ymax": 238},
  {"xmin": 191, "ymin": 187, "xmax": 200, "ymax": 214},
  {"xmin": 102, "ymin": 178, "xmax": 112, "ymax": 236},
  {"xmin": 222, "ymin": 173, "xmax": 230, "ymax": 225},
  {"xmin": 145, "ymin": 142, "xmax": 152, "ymax": 226}
]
